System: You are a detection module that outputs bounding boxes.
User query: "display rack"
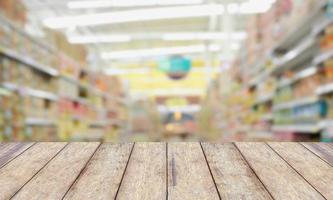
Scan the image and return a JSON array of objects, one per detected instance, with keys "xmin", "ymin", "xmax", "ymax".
[
  {"xmin": 0, "ymin": 13, "xmax": 128, "ymax": 141},
  {"xmin": 212, "ymin": 0, "xmax": 333, "ymax": 142},
  {"xmin": 244, "ymin": 0, "xmax": 333, "ymax": 141}
]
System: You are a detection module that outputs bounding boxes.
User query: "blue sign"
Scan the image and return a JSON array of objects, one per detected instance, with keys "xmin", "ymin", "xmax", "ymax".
[{"xmin": 159, "ymin": 56, "xmax": 192, "ymax": 80}]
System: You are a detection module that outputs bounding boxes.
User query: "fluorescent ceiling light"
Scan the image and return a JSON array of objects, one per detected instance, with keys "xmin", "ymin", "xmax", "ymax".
[
  {"xmin": 208, "ymin": 44, "xmax": 221, "ymax": 52},
  {"xmin": 163, "ymin": 32, "xmax": 247, "ymax": 41},
  {"xmin": 227, "ymin": 3, "xmax": 240, "ymax": 14},
  {"xmin": 105, "ymin": 68, "xmax": 150, "ymax": 75},
  {"xmin": 101, "ymin": 44, "xmax": 221, "ymax": 60},
  {"xmin": 67, "ymin": 32, "xmax": 246, "ymax": 44},
  {"xmin": 43, "ymin": 4, "xmax": 225, "ymax": 29},
  {"xmin": 231, "ymin": 43, "xmax": 240, "ymax": 50},
  {"xmin": 227, "ymin": 0, "xmax": 276, "ymax": 14},
  {"xmin": 157, "ymin": 105, "xmax": 201, "ymax": 113},
  {"xmin": 68, "ymin": 35, "xmax": 132, "ymax": 44},
  {"xmin": 132, "ymin": 89, "xmax": 204, "ymax": 96},
  {"xmin": 239, "ymin": 1, "xmax": 271, "ymax": 14},
  {"xmin": 67, "ymin": 0, "xmax": 203, "ymax": 9}
]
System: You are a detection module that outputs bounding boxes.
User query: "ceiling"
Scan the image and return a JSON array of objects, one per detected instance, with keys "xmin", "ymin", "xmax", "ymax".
[{"xmin": 21, "ymin": 0, "xmax": 268, "ymax": 103}]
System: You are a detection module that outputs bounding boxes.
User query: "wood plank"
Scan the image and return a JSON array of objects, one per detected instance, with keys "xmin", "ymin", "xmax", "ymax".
[
  {"xmin": 302, "ymin": 143, "xmax": 333, "ymax": 166},
  {"xmin": 0, "ymin": 142, "xmax": 67, "ymax": 200},
  {"xmin": 269, "ymin": 142, "xmax": 333, "ymax": 199},
  {"xmin": 235, "ymin": 142, "xmax": 325, "ymax": 200},
  {"xmin": 167, "ymin": 143, "xmax": 219, "ymax": 200},
  {"xmin": 11, "ymin": 142, "xmax": 100, "ymax": 200},
  {"xmin": 202, "ymin": 143, "xmax": 272, "ymax": 200},
  {"xmin": 0, "ymin": 143, "xmax": 34, "ymax": 168},
  {"xmin": 116, "ymin": 143, "xmax": 166, "ymax": 200},
  {"xmin": 63, "ymin": 143, "xmax": 133, "ymax": 200}
]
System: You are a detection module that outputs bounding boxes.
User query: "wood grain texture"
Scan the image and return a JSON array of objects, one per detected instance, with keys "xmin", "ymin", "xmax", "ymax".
[
  {"xmin": 268, "ymin": 142, "xmax": 333, "ymax": 199},
  {"xmin": 302, "ymin": 143, "xmax": 333, "ymax": 166},
  {"xmin": 11, "ymin": 142, "xmax": 100, "ymax": 200},
  {"xmin": 0, "ymin": 142, "xmax": 66, "ymax": 200},
  {"xmin": 235, "ymin": 143, "xmax": 325, "ymax": 200},
  {"xmin": 0, "ymin": 143, "xmax": 34, "ymax": 168},
  {"xmin": 168, "ymin": 143, "xmax": 219, "ymax": 200},
  {"xmin": 202, "ymin": 143, "xmax": 272, "ymax": 200},
  {"xmin": 116, "ymin": 143, "xmax": 166, "ymax": 200},
  {"xmin": 63, "ymin": 143, "xmax": 133, "ymax": 200}
]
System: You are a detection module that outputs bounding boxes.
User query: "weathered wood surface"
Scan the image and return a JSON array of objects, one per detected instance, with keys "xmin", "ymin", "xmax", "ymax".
[
  {"xmin": 202, "ymin": 143, "xmax": 273, "ymax": 200},
  {"xmin": 0, "ymin": 142, "xmax": 67, "ymax": 200},
  {"xmin": 268, "ymin": 142, "xmax": 333, "ymax": 199},
  {"xmin": 0, "ymin": 142, "xmax": 331, "ymax": 199},
  {"xmin": 167, "ymin": 143, "xmax": 220, "ymax": 200},
  {"xmin": 63, "ymin": 143, "xmax": 133, "ymax": 200},
  {"xmin": 0, "ymin": 143, "xmax": 33, "ymax": 168},
  {"xmin": 302, "ymin": 142, "xmax": 333, "ymax": 166},
  {"xmin": 12, "ymin": 142, "xmax": 100, "ymax": 200},
  {"xmin": 236, "ymin": 142, "xmax": 325, "ymax": 200},
  {"xmin": 116, "ymin": 143, "xmax": 166, "ymax": 200}
]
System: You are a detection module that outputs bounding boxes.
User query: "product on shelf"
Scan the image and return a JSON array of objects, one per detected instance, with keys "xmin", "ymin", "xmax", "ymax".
[
  {"xmin": 227, "ymin": 0, "xmax": 331, "ymax": 141},
  {"xmin": 0, "ymin": 0, "xmax": 27, "ymax": 25},
  {"xmin": 0, "ymin": 10, "xmax": 129, "ymax": 141}
]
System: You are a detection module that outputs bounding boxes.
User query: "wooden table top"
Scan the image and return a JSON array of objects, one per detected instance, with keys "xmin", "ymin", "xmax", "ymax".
[{"xmin": 0, "ymin": 142, "xmax": 332, "ymax": 200}]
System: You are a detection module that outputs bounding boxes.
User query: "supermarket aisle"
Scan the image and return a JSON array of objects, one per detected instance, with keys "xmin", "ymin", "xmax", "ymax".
[{"xmin": 1, "ymin": 0, "xmax": 333, "ymax": 142}]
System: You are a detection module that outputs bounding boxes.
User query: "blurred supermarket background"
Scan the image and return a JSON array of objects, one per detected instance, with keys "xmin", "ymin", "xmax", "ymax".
[{"xmin": 1, "ymin": 0, "xmax": 333, "ymax": 142}]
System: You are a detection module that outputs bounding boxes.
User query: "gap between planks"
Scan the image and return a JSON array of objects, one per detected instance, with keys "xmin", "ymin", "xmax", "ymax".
[
  {"xmin": 266, "ymin": 143, "xmax": 327, "ymax": 200},
  {"xmin": 199, "ymin": 142, "xmax": 222, "ymax": 200},
  {"xmin": 0, "ymin": 143, "xmax": 35, "ymax": 170},
  {"xmin": 232, "ymin": 143, "xmax": 275, "ymax": 200},
  {"xmin": 61, "ymin": 143, "xmax": 102, "ymax": 199},
  {"xmin": 301, "ymin": 143, "xmax": 333, "ymax": 167},
  {"xmin": 166, "ymin": 143, "xmax": 169, "ymax": 200},
  {"xmin": 8, "ymin": 143, "xmax": 69, "ymax": 199},
  {"xmin": 114, "ymin": 143, "xmax": 136, "ymax": 199}
]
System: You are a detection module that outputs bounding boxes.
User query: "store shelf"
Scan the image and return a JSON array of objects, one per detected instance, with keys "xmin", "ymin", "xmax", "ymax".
[
  {"xmin": 70, "ymin": 133, "xmax": 104, "ymax": 141},
  {"xmin": 247, "ymin": 51, "xmax": 273, "ymax": 81},
  {"xmin": 273, "ymin": 1, "xmax": 326, "ymax": 52},
  {"xmin": 89, "ymin": 121, "xmax": 110, "ymax": 128},
  {"xmin": 312, "ymin": 16, "xmax": 333, "ymax": 36},
  {"xmin": 0, "ymin": 46, "xmax": 58, "ymax": 77},
  {"xmin": 248, "ymin": 36, "xmax": 316, "ymax": 87},
  {"xmin": 272, "ymin": 37, "xmax": 317, "ymax": 75},
  {"xmin": 249, "ymin": 37, "xmax": 316, "ymax": 86},
  {"xmin": 254, "ymin": 93, "xmax": 274, "ymax": 105},
  {"xmin": 89, "ymin": 123, "xmax": 106, "ymax": 128},
  {"xmin": 63, "ymin": 95, "xmax": 89, "ymax": 105},
  {"xmin": 0, "ymin": 87, "xmax": 11, "ymax": 96},
  {"xmin": 273, "ymin": 96, "xmax": 319, "ymax": 111},
  {"xmin": 0, "ymin": 14, "xmax": 56, "ymax": 54},
  {"xmin": 2, "ymin": 82, "xmax": 58, "ymax": 101},
  {"xmin": 248, "ymin": 2, "xmax": 326, "ymax": 87},
  {"xmin": 25, "ymin": 88, "xmax": 58, "ymax": 101},
  {"xmin": 60, "ymin": 75, "xmax": 83, "ymax": 87},
  {"xmin": 313, "ymin": 48, "xmax": 333, "ymax": 66},
  {"xmin": 60, "ymin": 75, "xmax": 110, "ymax": 98},
  {"xmin": 278, "ymin": 66, "xmax": 317, "ymax": 88},
  {"xmin": 109, "ymin": 119, "xmax": 125, "ymax": 126},
  {"xmin": 247, "ymin": 131, "xmax": 274, "ymax": 140},
  {"xmin": 272, "ymin": 124, "xmax": 321, "ymax": 133},
  {"xmin": 319, "ymin": 120, "xmax": 333, "ymax": 128},
  {"xmin": 249, "ymin": 67, "xmax": 274, "ymax": 87},
  {"xmin": 25, "ymin": 118, "xmax": 57, "ymax": 126},
  {"xmin": 316, "ymin": 82, "xmax": 333, "ymax": 95},
  {"xmin": 260, "ymin": 113, "xmax": 273, "ymax": 121}
]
